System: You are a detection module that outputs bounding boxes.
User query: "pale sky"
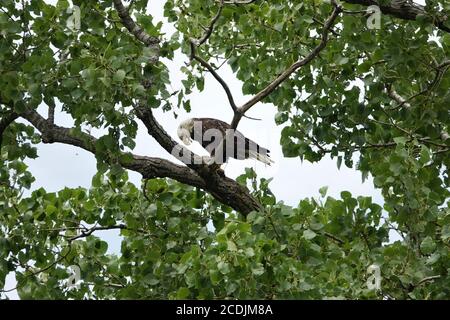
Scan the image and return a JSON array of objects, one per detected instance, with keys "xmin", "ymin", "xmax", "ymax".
[{"xmin": 4, "ymin": 0, "xmax": 398, "ymax": 299}]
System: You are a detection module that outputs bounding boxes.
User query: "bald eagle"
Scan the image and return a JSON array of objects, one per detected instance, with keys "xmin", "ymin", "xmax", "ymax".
[{"xmin": 177, "ymin": 118, "xmax": 273, "ymax": 165}]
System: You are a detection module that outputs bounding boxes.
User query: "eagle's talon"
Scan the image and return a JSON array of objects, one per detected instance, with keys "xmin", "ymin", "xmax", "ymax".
[{"xmin": 202, "ymin": 156, "xmax": 215, "ymax": 166}]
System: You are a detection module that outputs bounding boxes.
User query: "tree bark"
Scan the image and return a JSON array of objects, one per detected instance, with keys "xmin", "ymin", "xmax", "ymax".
[
  {"xmin": 20, "ymin": 110, "xmax": 261, "ymax": 215},
  {"xmin": 0, "ymin": 111, "xmax": 18, "ymax": 147},
  {"xmin": 343, "ymin": 0, "xmax": 450, "ymax": 33}
]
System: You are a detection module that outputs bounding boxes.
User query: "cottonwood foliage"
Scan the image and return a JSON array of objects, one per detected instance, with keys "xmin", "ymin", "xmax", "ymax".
[{"xmin": 0, "ymin": 0, "xmax": 449, "ymax": 299}]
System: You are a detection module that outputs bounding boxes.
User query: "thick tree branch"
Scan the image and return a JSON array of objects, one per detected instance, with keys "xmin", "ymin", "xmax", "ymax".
[
  {"xmin": 230, "ymin": 0, "xmax": 342, "ymax": 129},
  {"xmin": 20, "ymin": 109, "xmax": 261, "ymax": 214},
  {"xmin": 112, "ymin": 0, "xmax": 160, "ymax": 46},
  {"xmin": 0, "ymin": 111, "xmax": 18, "ymax": 147},
  {"xmin": 110, "ymin": 0, "xmax": 262, "ymax": 214},
  {"xmin": 48, "ymin": 105, "xmax": 55, "ymax": 124},
  {"xmin": 343, "ymin": 0, "xmax": 450, "ymax": 33},
  {"xmin": 132, "ymin": 103, "xmax": 203, "ymax": 167},
  {"xmin": 21, "ymin": 109, "xmax": 207, "ymax": 184},
  {"xmin": 111, "ymin": 1, "xmax": 201, "ymax": 165},
  {"xmin": 112, "ymin": 0, "xmax": 206, "ymax": 167}
]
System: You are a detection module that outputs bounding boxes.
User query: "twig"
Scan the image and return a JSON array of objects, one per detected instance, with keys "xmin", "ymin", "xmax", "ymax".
[
  {"xmin": 389, "ymin": 59, "xmax": 450, "ymax": 110},
  {"xmin": 324, "ymin": 232, "xmax": 344, "ymax": 244},
  {"xmin": 230, "ymin": 0, "xmax": 342, "ymax": 129},
  {"xmin": 0, "ymin": 245, "xmax": 72, "ymax": 294},
  {"xmin": 68, "ymin": 224, "xmax": 151, "ymax": 241},
  {"xmin": 221, "ymin": 0, "xmax": 257, "ymax": 4},
  {"xmin": 190, "ymin": 42, "xmax": 237, "ymax": 112},
  {"xmin": 189, "ymin": 1, "xmax": 239, "ymax": 113},
  {"xmin": 415, "ymin": 275, "xmax": 441, "ymax": 287}
]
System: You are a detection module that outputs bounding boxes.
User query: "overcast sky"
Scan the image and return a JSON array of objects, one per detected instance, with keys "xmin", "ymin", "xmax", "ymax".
[{"xmin": 4, "ymin": 0, "xmax": 399, "ymax": 299}]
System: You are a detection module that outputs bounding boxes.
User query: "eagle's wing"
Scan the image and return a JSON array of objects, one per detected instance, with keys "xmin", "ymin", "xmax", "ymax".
[
  {"xmin": 192, "ymin": 118, "xmax": 273, "ymax": 165},
  {"xmin": 192, "ymin": 118, "xmax": 229, "ymax": 157},
  {"xmin": 217, "ymin": 126, "xmax": 273, "ymax": 165}
]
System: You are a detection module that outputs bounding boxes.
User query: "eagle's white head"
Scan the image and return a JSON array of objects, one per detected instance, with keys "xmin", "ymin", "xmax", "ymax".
[{"xmin": 177, "ymin": 118, "xmax": 195, "ymax": 145}]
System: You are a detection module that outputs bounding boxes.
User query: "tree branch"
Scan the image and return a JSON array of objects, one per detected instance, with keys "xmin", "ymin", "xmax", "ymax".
[
  {"xmin": 414, "ymin": 275, "xmax": 441, "ymax": 287},
  {"xmin": 221, "ymin": 0, "xmax": 257, "ymax": 4},
  {"xmin": 189, "ymin": 1, "xmax": 239, "ymax": 113},
  {"xmin": 67, "ymin": 224, "xmax": 151, "ymax": 241},
  {"xmin": 21, "ymin": 109, "xmax": 203, "ymax": 185},
  {"xmin": 132, "ymin": 103, "xmax": 203, "ymax": 167},
  {"xmin": 109, "ymin": 0, "xmax": 262, "ymax": 214},
  {"xmin": 112, "ymin": 0, "xmax": 160, "ymax": 46},
  {"xmin": 0, "ymin": 111, "xmax": 18, "ymax": 147},
  {"xmin": 386, "ymin": 84, "xmax": 411, "ymax": 109},
  {"xmin": 48, "ymin": 105, "xmax": 55, "ymax": 124},
  {"xmin": 190, "ymin": 43, "xmax": 238, "ymax": 112},
  {"xmin": 21, "ymin": 109, "xmax": 261, "ymax": 215},
  {"xmin": 388, "ymin": 60, "xmax": 450, "ymax": 110},
  {"xmin": 230, "ymin": 0, "xmax": 342, "ymax": 129},
  {"xmin": 342, "ymin": 0, "xmax": 450, "ymax": 33}
]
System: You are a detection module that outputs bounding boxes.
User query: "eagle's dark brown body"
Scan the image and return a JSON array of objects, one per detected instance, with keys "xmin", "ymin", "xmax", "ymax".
[{"xmin": 188, "ymin": 118, "xmax": 272, "ymax": 164}]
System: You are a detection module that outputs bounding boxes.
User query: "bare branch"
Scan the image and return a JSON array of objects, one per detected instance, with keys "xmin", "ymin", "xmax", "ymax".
[
  {"xmin": 386, "ymin": 84, "xmax": 411, "ymax": 108},
  {"xmin": 230, "ymin": 0, "xmax": 342, "ymax": 129},
  {"xmin": 222, "ymin": 0, "xmax": 257, "ymax": 4},
  {"xmin": 188, "ymin": 1, "xmax": 239, "ymax": 113},
  {"xmin": 415, "ymin": 275, "xmax": 441, "ymax": 287},
  {"xmin": 190, "ymin": 44, "xmax": 238, "ymax": 112},
  {"xmin": 67, "ymin": 224, "xmax": 152, "ymax": 241}
]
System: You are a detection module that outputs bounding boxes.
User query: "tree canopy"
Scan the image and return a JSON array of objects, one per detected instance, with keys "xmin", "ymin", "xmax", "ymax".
[{"xmin": 0, "ymin": 0, "xmax": 449, "ymax": 299}]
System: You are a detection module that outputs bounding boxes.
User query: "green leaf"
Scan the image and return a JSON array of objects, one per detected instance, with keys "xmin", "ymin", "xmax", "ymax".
[
  {"xmin": 217, "ymin": 261, "xmax": 230, "ymax": 274},
  {"xmin": 113, "ymin": 69, "xmax": 126, "ymax": 82},
  {"xmin": 176, "ymin": 287, "xmax": 190, "ymax": 299},
  {"xmin": 442, "ymin": 225, "xmax": 450, "ymax": 240},
  {"xmin": 45, "ymin": 204, "xmax": 57, "ymax": 215},
  {"xmin": 420, "ymin": 236, "xmax": 436, "ymax": 254},
  {"xmin": 319, "ymin": 186, "xmax": 328, "ymax": 197},
  {"xmin": 303, "ymin": 229, "xmax": 317, "ymax": 240}
]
